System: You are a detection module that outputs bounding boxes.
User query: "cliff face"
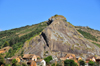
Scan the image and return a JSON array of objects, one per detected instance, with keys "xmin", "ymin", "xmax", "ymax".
[{"xmin": 23, "ymin": 15, "xmax": 100, "ymax": 58}]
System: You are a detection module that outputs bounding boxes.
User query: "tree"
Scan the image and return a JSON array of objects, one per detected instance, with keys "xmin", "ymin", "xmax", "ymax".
[
  {"xmin": 12, "ymin": 59, "xmax": 17, "ymax": 66},
  {"xmin": 20, "ymin": 49, "xmax": 24, "ymax": 57},
  {"xmin": 3, "ymin": 41, "xmax": 9, "ymax": 47},
  {"xmin": 79, "ymin": 60, "xmax": 85, "ymax": 66},
  {"xmin": 5, "ymin": 64, "xmax": 11, "ymax": 66},
  {"xmin": 51, "ymin": 63, "xmax": 61, "ymax": 66},
  {"xmin": 88, "ymin": 61, "xmax": 95, "ymax": 66},
  {"xmin": 22, "ymin": 63, "xmax": 27, "ymax": 66},
  {"xmin": 64, "ymin": 59, "xmax": 78, "ymax": 66},
  {"xmin": 44, "ymin": 56, "xmax": 52, "ymax": 64},
  {"xmin": 0, "ymin": 54, "xmax": 5, "ymax": 65}
]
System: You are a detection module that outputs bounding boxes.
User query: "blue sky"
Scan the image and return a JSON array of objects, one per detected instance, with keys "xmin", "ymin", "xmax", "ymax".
[{"xmin": 0, "ymin": 0, "xmax": 100, "ymax": 31}]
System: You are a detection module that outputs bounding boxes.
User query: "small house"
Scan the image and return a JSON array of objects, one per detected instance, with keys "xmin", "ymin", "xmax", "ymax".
[
  {"xmin": 76, "ymin": 56, "xmax": 82, "ymax": 61},
  {"xmin": 27, "ymin": 60, "xmax": 37, "ymax": 66},
  {"xmin": 27, "ymin": 59, "xmax": 46, "ymax": 66},
  {"xmin": 8, "ymin": 56, "xmax": 21, "ymax": 63},
  {"xmin": 23, "ymin": 54, "xmax": 40, "ymax": 61},
  {"xmin": 60, "ymin": 53, "xmax": 76, "ymax": 61},
  {"xmin": 86, "ymin": 56, "xmax": 96, "ymax": 63},
  {"xmin": 95, "ymin": 56, "xmax": 100, "ymax": 64}
]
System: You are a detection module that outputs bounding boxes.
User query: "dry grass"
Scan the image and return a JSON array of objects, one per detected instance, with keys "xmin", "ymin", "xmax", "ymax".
[{"xmin": 51, "ymin": 15, "xmax": 67, "ymax": 20}]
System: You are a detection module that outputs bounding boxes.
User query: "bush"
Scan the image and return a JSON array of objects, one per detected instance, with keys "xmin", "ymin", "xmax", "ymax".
[
  {"xmin": 22, "ymin": 63, "xmax": 27, "ymax": 66},
  {"xmin": 12, "ymin": 59, "xmax": 17, "ymax": 66},
  {"xmin": 79, "ymin": 60, "xmax": 85, "ymax": 66},
  {"xmin": 51, "ymin": 63, "xmax": 61, "ymax": 66},
  {"xmin": 88, "ymin": 61, "xmax": 95, "ymax": 66},
  {"xmin": 44, "ymin": 56, "xmax": 52, "ymax": 64},
  {"xmin": 3, "ymin": 41, "xmax": 9, "ymax": 47},
  {"xmin": 64, "ymin": 59, "xmax": 78, "ymax": 66},
  {"xmin": 5, "ymin": 64, "xmax": 11, "ymax": 66},
  {"xmin": 0, "ymin": 54, "xmax": 5, "ymax": 65}
]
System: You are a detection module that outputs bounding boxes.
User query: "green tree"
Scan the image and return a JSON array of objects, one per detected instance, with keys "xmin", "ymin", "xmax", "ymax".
[
  {"xmin": 12, "ymin": 59, "xmax": 17, "ymax": 66},
  {"xmin": 5, "ymin": 64, "xmax": 11, "ymax": 66},
  {"xmin": 88, "ymin": 61, "xmax": 95, "ymax": 66},
  {"xmin": 64, "ymin": 59, "xmax": 78, "ymax": 66},
  {"xmin": 51, "ymin": 63, "xmax": 61, "ymax": 66},
  {"xmin": 20, "ymin": 49, "xmax": 24, "ymax": 57},
  {"xmin": 44, "ymin": 56, "xmax": 52, "ymax": 64},
  {"xmin": 79, "ymin": 60, "xmax": 85, "ymax": 66},
  {"xmin": 3, "ymin": 41, "xmax": 9, "ymax": 47},
  {"xmin": 0, "ymin": 54, "xmax": 5, "ymax": 65},
  {"xmin": 22, "ymin": 63, "xmax": 27, "ymax": 66}
]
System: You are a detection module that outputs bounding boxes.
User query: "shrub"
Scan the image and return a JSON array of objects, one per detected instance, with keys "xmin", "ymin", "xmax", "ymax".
[
  {"xmin": 79, "ymin": 60, "xmax": 85, "ymax": 66},
  {"xmin": 88, "ymin": 61, "xmax": 95, "ymax": 66},
  {"xmin": 44, "ymin": 56, "xmax": 52, "ymax": 64},
  {"xmin": 3, "ymin": 41, "xmax": 9, "ymax": 47},
  {"xmin": 51, "ymin": 63, "xmax": 61, "ymax": 66},
  {"xmin": 0, "ymin": 54, "xmax": 5, "ymax": 65},
  {"xmin": 22, "ymin": 63, "xmax": 27, "ymax": 66},
  {"xmin": 12, "ymin": 59, "xmax": 17, "ymax": 66},
  {"xmin": 64, "ymin": 59, "xmax": 78, "ymax": 66}
]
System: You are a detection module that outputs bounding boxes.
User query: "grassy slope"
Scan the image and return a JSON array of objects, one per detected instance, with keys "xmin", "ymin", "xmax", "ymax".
[
  {"xmin": 75, "ymin": 26, "xmax": 100, "ymax": 48},
  {"xmin": 0, "ymin": 21, "xmax": 47, "ymax": 57}
]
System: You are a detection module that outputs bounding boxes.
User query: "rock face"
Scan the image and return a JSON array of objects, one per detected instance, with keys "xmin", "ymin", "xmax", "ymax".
[
  {"xmin": 23, "ymin": 15, "xmax": 100, "ymax": 58},
  {"xmin": 23, "ymin": 35, "xmax": 46, "ymax": 58}
]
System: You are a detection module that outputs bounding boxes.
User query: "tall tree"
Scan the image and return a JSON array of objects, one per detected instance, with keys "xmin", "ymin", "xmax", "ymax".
[
  {"xmin": 12, "ymin": 59, "xmax": 17, "ymax": 66},
  {"xmin": 0, "ymin": 54, "xmax": 5, "ymax": 65},
  {"xmin": 3, "ymin": 41, "xmax": 9, "ymax": 47},
  {"xmin": 79, "ymin": 60, "xmax": 85, "ymax": 66}
]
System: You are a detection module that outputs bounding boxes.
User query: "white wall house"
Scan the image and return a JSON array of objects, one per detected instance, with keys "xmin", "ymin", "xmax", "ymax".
[
  {"xmin": 32, "ymin": 55, "xmax": 37, "ymax": 61},
  {"xmin": 41, "ymin": 60, "xmax": 46, "ymax": 66}
]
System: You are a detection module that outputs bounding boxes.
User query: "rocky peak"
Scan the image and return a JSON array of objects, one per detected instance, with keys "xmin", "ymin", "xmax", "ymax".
[
  {"xmin": 47, "ymin": 15, "xmax": 67, "ymax": 25},
  {"xmin": 23, "ymin": 15, "xmax": 100, "ymax": 58}
]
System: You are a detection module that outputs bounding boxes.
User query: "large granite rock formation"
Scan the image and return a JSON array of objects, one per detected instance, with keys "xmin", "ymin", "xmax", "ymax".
[{"xmin": 23, "ymin": 15, "xmax": 100, "ymax": 58}]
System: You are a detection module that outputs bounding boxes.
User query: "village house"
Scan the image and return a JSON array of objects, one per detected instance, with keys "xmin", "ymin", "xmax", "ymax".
[
  {"xmin": 85, "ymin": 56, "xmax": 96, "ymax": 66},
  {"xmin": 95, "ymin": 56, "xmax": 100, "ymax": 65},
  {"xmin": 86, "ymin": 56, "xmax": 96, "ymax": 63},
  {"xmin": 60, "ymin": 53, "xmax": 76, "ymax": 60},
  {"xmin": 7, "ymin": 56, "xmax": 22, "ymax": 63},
  {"xmin": 76, "ymin": 56, "xmax": 83, "ymax": 61},
  {"xmin": 27, "ymin": 59, "xmax": 46, "ymax": 66},
  {"xmin": 23, "ymin": 54, "xmax": 40, "ymax": 61},
  {"xmin": 60, "ymin": 53, "xmax": 78, "ymax": 66},
  {"xmin": 23, "ymin": 54, "xmax": 47, "ymax": 66},
  {"xmin": 27, "ymin": 60, "xmax": 37, "ymax": 66}
]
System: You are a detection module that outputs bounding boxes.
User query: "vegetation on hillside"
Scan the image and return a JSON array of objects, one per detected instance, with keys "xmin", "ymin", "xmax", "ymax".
[
  {"xmin": 92, "ymin": 42, "xmax": 100, "ymax": 48},
  {"xmin": 77, "ymin": 29, "xmax": 97, "ymax": 41},
  {"xmin": 0, "ymin": 21, "xmax": 47, "ymax": 57}
]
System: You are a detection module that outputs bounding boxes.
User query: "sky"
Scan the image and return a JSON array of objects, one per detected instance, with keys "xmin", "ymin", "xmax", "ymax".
[{"xmin": 0, "ymin": 0, "xmax": 100, "ymax": 31}]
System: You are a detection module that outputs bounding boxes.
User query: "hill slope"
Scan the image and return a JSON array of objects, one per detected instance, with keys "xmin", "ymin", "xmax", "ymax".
[
  {"xmin": 0, "ymin": 21, "xmax": 47, "ymax": 57},
  {"xmin": 75, "ymin": 26, "xmax": 100, "ymax": 47},
  {"xmin": 0, "ymin": 15, "xmax": 100, "ymax": 58},
  {"xmin": 23, "ymin": 15, "xmax": 100, "ymax": 58}
]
